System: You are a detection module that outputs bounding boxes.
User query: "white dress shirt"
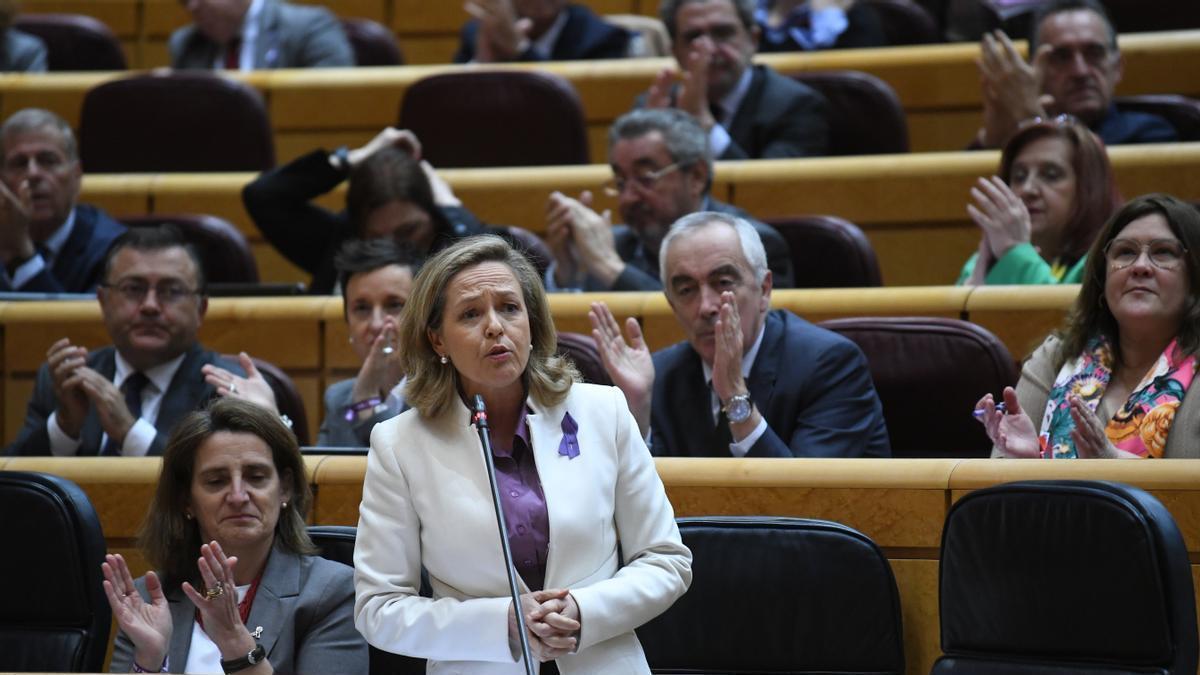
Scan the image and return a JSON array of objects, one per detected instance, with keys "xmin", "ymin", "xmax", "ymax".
[
  {"xmin": 707, "ymin": 67, "xmax": 755, "ymax": 158},
  {"xmin": 213, "ymin": 0, "xmax": 265, "ymax": 71}
]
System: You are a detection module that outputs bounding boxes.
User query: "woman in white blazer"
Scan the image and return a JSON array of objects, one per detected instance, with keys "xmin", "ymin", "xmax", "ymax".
[{"xmin": 354, "ymin": 235, "xmax": 692, "ymax": 673}]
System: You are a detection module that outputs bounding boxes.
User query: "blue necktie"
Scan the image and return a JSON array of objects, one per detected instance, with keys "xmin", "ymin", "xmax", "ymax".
[{"xmin": 101, "ymin": 372, "xmax": 147, "ymax": 456}]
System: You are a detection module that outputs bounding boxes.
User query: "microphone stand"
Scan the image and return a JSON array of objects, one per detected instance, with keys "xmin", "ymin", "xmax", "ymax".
[{"xmin": 471, "ymin": 394, "xmax": 537, "ymax": 675}]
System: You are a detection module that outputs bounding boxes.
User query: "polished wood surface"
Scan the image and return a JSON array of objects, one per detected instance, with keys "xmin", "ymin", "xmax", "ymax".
[{"xmin": 8, "ymin": 456, "xmax": 1200, "ymax": 675}]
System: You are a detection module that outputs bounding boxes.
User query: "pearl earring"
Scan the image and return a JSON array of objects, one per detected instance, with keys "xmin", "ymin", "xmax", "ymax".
[
  {"xmin": 282, "ymin": 501, "xmax": 288, "ymax": 509},
  {"xmin": 440, "ymin": 355, "xmax": 449, "ymax": 364},
  {"xmin": 185, "ymin": 512, "xmax": 193, "ymax": 520}
]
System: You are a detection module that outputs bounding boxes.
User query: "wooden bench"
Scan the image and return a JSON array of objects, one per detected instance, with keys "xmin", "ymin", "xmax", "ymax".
[
  {"xmin": 7, "ymin": 455, "xmax": 1200, "ymax": 675},
  {"xmin": 75, "ymin": 142, "xmax": 1200, "ymax": 286}
]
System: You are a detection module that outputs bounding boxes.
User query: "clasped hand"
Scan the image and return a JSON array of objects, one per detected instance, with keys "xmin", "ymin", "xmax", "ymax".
[
  {"xmin": 508, "ymin": 588, "xmax": 581, "ymax": 662},
  {"xmin": 47, "ymin": 337, "xmax": 136, "ymax": 444}
]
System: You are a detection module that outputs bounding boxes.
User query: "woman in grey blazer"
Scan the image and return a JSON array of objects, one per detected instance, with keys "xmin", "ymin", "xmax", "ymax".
[
  {"xmin": 317, "ymin": 239, "xmax": 420, "ymax": 447},
  {"xmin": 102, "ymin": 399, "xmax": 367, "ymax": 674}
]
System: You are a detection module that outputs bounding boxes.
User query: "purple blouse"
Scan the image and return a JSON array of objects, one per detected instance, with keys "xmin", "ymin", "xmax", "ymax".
[{"xmin": 489, "ymin": 408, "xmax": 550, "ymax": 591}]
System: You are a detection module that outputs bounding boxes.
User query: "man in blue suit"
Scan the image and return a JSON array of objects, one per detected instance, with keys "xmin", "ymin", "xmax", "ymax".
[
  {"xmin": 591, "ymin": 211, "xmax": 890, "ymax": 458},
  {"xmin": 0, "ymin": 108, "xmax": 125, "ymax": 293},
  {"xmin": 455, "ymin": 0, "xmax": 632, "ymax": 62}
]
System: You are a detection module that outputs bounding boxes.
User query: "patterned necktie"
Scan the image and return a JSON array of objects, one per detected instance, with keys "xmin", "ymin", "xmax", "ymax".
[
  {"xmin": 101, "ymin": 372, "xmax": 148, "ymax": 456},
  {"xmin": 707, "ymin": 382, "xmax": 733, "ymax": 456},
  {"xmin": 709, "ymin": 102, "xmax": 725, "ymax": 127},
  {"xmin": 224, "ymin": 38, "xmax": 242, "ymax": 70}
]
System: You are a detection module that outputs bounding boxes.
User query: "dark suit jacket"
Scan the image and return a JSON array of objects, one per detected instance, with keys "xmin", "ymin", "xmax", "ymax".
[
  {"xmin": 1097, "ymin": 104, "xmax": 1178, "ymax": 145},
  {"xmin": 5, "ymin": 344, "xmax": 240, "ymax": 456},
  {"xmin": 650, "ymin": 309, "xmax": 890, "ymax": 458},
  {"xmin": 316, "ymin": 377, "xmax": 405, "ymax": 447},
  {"xmin": 757, "ymin": 3, "xmax": 887, "ymax": 52},
  {"xmin": 724, "ymin": 64, "xmax": 830, "ymax": 159},
  {"xmin": 110, "ymin": 545, "xmax": 368, "ymax": 674},
  {"xmin": 169, "ymin": 0, "xmax": 354, "ymax": 69},
  {"xmin": 241, "ymin": 149, "xmax": 489, "ymax": 293},
  {"xmin": 0, "ymin": 28, "xmax": 47, "ymax": 72},
  {"xmin": 1, "ymin": 204, "xmax": 125, "ymax": 293},
  {"xmin": 454, "ymin": 3, "xmax": 631, "ymax": 62},
  {"xmin": 598, "ymin": 198, "xmax": 794, "ymax": 291}
]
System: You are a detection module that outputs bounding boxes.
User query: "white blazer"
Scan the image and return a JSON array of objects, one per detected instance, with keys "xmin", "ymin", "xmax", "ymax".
[{"xmin": 354, "ymin": 383, "xmax": 692, "ymax": 674}]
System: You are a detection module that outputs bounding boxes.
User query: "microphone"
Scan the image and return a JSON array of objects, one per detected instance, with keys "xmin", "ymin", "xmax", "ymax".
[{"xmin": 472, "ymin": 394, "xmax": 536, "ymax": 674}]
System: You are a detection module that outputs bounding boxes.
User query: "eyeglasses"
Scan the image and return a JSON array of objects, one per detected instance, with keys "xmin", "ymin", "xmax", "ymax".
[
  {"xmin": 100, "ymin": 280, "xmax": 201, "ymax": 305},
  {"xmin": 2, "ymin": 151, "xmax": 69, "ymax": 175},
  {"xmin": 1045, "ymin": 43, "xmax": 1112, "ymax": 68},
  {"xmin": 603, "ymin": 163, "xmax": 681, "ymax": 197},
  {"xmin": 1103, "ymin": 238, "xmax": 1188, "ymax": 270}
]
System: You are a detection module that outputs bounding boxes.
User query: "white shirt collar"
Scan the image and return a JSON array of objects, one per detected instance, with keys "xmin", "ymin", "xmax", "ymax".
[
  {"xmin": 701, "ymin": 318, "xmax": 767, "ymax": 385},
  {"xmin": 715, "ymin": 67, "xmax": 755, "ymax": 126},
  {"xmin": 41, "ymin": 207, "xmax": 77, "ymax": 263},
  {"xmin": 530, "ymin": 10, "xmax": 570, "ymax": 58},
  {"xmin": 113, "ymin": 349, "xmax": 188, "ymax": 393},
  {"xmin": 217, "ymin": 0, "xmax": 264, "ymax": 70}
]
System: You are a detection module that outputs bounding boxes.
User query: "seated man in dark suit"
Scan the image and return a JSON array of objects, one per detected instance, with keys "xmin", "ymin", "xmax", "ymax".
[
  {"xmin": 974, "ymin": 0, "xmax": 1176, "ymax": 148},
  {"xmin": 544, "ymin": 108, "xmax": 793, "ymax": 291},
  {"xmin": 454, "ymin": 0, "xmax": 632, "ymax": 62},
  {"xmin": 644, "ymin": 0, "xmax": 830, "ymax": 159},
  {"xmin": 0, "ymin": 108, "xmax": 125, "ymax": 292},
  {"xmin": 6, "ymin": 226, "xmax": 249, "ymax": 456},
  {"xmin": 590, "ymin": 211, "xmax": 890, "ymax": 458},
  {"xmin": 171, "ymin": 0, "xmax": 354, "ymax": 70}
]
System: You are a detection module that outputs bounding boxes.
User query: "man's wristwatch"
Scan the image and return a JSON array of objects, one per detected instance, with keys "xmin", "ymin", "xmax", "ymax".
[
  {"xmin": 221, "ymin": 643, "xmax": 265, "ymax": 673},
  {"xmin": 330, "ymin": 145, "xmax": 351, "ymax": 174},
  {"xmin": 722, "ymin": 394, "xmax": 754, "ymax": 424}
]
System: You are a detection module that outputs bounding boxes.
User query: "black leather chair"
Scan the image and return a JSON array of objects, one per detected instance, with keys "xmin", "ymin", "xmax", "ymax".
[
  {"xmin": 766, "ymin": 215, "xmax": 882, "ymax": 287},
  {"xmin": 792, "ymin": 70, "xmax": 909, "ymax": 155},
  {"xmin": 80, "ymin": 72, "xmax": 275, "ymax": 172},
  {"xmin": 14, "ymin": 13, "xmax": 127, "ymax": 71},
  {"xmin": 1116, "ymin": 95, "xmax": 1200, "ymax": 142},
  {"xmin": 556, "ymin": 331, "xmax": 613, "ymax": 386},
  {"xmin": 307, "ymin": 526, "xmax": 427, "ymax": 675},
  {"xmin": 819, "ymin": 317, "xmax": 1017, "ymax": 458},
  {"xmin": 0, "ymin": 471, "xmax": 111, "ymax": 673},
  {"xmin": 120, "ymin": 214, "xmax": 259, "ymax": 284},
  {"xmin": 936, "ymin": 481, "xmax": 1198, "ymax": 674},
  {"xmin": 399, "ymin": 71, "xmax": 589, "ymax": 168},
  {"xmin": 341, "ymin": 18, "xmax": 403, "ymax": 66},
  {"xmin": 860, "ymin": 0, "xmax": 940, "ymax": 45},
  {"xmin": 638, "ymin": 516, "xmax": 904, "ymax": 674}
]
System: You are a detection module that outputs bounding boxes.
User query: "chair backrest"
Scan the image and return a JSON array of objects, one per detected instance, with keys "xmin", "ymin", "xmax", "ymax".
[
  {"xmin": 859, "ymin": 0, "xmax": 941, "ymax": 45},
  {"xmin": 605, "ymin": 13, "xmax": 671, "ymax": 56},
  {"xmin": 818, "ymin": 317, "xmax": 1017, "ymax": 458},
  {"xmin": 1116, "ymin": 95, "xmax": 1200, "ymax": 142},
  {"xmin": 14, "ymin": 13, "xmax": 126, "ymax": 71},
  {"xmin": 501, "ymin": 225, "xmax": 552, "ymax": 279},
  {"xmin": 936, "ymin": 480, "xmax": 1198, "ymax": 674},
  {"xmin": 791, "ymin": 70, "xmax": 909, "ymax": 155},
  {"xmin": 119, "ymin": 214, "xmax": 259, "ymax": 284},
  {"xmin": 556, "ymin": 332, "xmax": 613, "ymax": 386},
  {"xmin": 638, "ymin": 516, "xmax": 904, "ymax": 674},
  {"xmin": 221, "ymin": 354, "xmax": 311, "ymax": 445},
  {"xmin": 80, "ymin": 72, "xmax": 274, "ymax": 172},
  {"xmin": 766, "ymin": 215, "xmax": 882, "ymax": 288},
  {"xmin": 306, "ymin": 525, "xmax": 428, "ymax": 675},
  {"xmin": 399, "ymin": 71, "xmax": 589, "ymax": 168},
  {"xmin": 1102, "ymin": 0, "xmax": 1200, "ymax": 33},
  {"xmin": 340, "ymin": 18, "xmax": 403, "ymax": 66},
  {"xmin": 0, "ymin": 471, "xmax": 111, "ymax": 673}
]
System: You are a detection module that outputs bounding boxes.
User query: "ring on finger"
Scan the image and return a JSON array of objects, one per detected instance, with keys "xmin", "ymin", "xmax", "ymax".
[
  {"xmin": 205, "ymin": 581, "xmax": 225, "ymax": 600},
  {"xmin": 228, "ymin": 380, "xmax": 238, "ymax": 395}
]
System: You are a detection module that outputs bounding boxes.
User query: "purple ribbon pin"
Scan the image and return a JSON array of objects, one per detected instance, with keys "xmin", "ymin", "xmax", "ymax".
[{"xmin": 558, "ymin": 412, "xmax": 580, "ymax": 459}]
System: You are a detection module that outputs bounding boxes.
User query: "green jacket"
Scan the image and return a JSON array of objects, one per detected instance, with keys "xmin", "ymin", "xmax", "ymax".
[{"xmin": 956, "ymin": 242, "xmax": 1087, "ymax": 285}]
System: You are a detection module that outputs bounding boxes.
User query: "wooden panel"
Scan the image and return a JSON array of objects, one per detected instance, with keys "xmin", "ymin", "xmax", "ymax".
[
  {"xmin": 392, "ymin": 36, "xmax": 460, "ymax": 65},
  {"xmin": 21, "ymin": 0, "xmax": 140, "ymax": 36},
  {"xmin": 964, "ymin": 284, "xmax": 1078, "ymax": 361},
  {"xmin": 890, "ymin": 558, "xmax": 942, "ymax": 675},
  {"xmin": 253, "ymin": 244, "xmax": 313, "ymax": 286},
  {"xmin": 292, "ymin": 374, "xmax": 322, "ymax": 448},
  {"xmin": 142, "ymin": 0, "xmax": 190, "ymax": 37},
  {"xmin": 147, "ymin": 173, "xmax": 260, "ymax": 236},
  {"xmin": 79, "ymin": 174, "xmax": 155, "ymax": 217}
]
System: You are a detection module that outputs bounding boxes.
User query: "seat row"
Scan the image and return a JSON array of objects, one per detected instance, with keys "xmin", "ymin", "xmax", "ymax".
[{"xmin": 6, "ymin": 458, "xmax": 1200, "ymax": 674}]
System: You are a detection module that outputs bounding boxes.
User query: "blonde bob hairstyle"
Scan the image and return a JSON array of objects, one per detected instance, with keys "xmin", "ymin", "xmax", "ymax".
[{"xmin": 398, "ymin": 235, "xmax": 578, "ymax": 418}]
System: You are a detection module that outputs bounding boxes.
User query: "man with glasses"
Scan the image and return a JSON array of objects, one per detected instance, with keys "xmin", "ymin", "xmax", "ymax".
[
  {"xmin": 544, "ymin": 108, "xmax": 793, "ymax": 291},
  {"xmin": 974, "ymin": 0, "xmax": 1177, "ymax": 149},
  {"xmin": 6, "ymin": 226, "xmax": 249, "ymax": 456},
  {"xmin": 643, "ymin": 0, "xmax": 829, "ymax": 160},
  {"xmin": 0, "ymin": 108, "xmax": 126, "ymax": 293}
]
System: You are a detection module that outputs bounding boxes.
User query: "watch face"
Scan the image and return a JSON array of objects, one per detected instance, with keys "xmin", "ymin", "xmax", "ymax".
[
  {"xmin": 247, "ymin": 645, "xmax": 265, "ymax": 665},
  {"xmin": 726, "ymin": 396, "xmax": 752, "ymax": 423}
]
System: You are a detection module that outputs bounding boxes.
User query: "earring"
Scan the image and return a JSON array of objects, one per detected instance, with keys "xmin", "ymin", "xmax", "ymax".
[
  {"xmin": 185, "ymin": 512, "xmax": 193, "ymax": 520},
  {"xmin": 440, "ymin": 355, "xmax": 449, "ymax": 364},
  {"xmin": 282, "ymin": 501, "xmax": 288, "ymax": 509}
]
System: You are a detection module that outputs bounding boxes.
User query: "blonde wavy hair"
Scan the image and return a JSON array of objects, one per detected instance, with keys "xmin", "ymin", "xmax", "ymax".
[{"xmin": 398, "ymin": 235, "xmax": 578, "ymax": 418}]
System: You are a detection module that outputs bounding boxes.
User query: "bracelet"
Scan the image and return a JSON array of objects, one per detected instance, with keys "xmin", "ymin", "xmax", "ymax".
[
  {"xmin": 344, "ymin": 397, "xmax": 383, "ymax": 422},
  {"xmin": 132, "ymin": 656, "xmax": 168, "ymax": 672}
]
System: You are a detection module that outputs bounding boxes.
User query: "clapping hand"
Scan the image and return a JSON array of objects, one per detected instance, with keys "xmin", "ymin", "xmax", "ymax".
[
  {"xmin": 967, "ymin": 176, "xmax": 1032, "ymax": 260},
  {"xmin": 103, "ymin": 553, "xmax": 173, "ymax": 672},
  {"xmin": 465, "ymin": 0, "xmax": 532, "ymax": 62},
  {"xmin": 974, "ymin": 387, "xmax": 1040, "ymax": 458},
  {"xmin": 589, "ymin": 301, "xmax": 653, "ymax": 435},
  {"xmin": 203, "ymin": 352, "xmax": 279, "ymax": 414},
  {"xmin": 977, "ymin": 30, "xmax": 1054, "ymax": 147},
  {"xmin": 181, "ymin": 542, "xmax": 260, "ymax": 662}
]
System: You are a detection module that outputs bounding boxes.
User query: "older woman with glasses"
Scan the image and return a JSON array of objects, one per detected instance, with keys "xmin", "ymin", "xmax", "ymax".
[
  {"xmin": 958, "ymin": 115, "xmax": 1120, "ymax": 285},
  {"xmin": 976, "ymin": 194, "xmax": 1200, "ymax": 459}
]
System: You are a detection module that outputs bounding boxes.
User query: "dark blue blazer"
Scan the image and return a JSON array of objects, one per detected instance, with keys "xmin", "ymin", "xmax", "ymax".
[
  {"xmin": 454, "ymin": 3, "xmax": 631, "ymax": 62},
  {"xmin": 1096, "ymin": 105, "xmax": 1178, "ymax": 145},
  {"xmin": 650, "ymin": 309, "xmax": 890, "ymax": 458},
  {"xmin": 6, "ymin": 344, "xmax": 241, "ymax": 456},
  {"xmin": 3, "ymin": 203, "xmax": 125, "ymax": 293}
]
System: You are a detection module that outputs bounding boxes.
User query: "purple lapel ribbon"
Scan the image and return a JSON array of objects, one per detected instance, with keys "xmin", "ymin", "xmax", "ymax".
[{"xmin": 558, "ymin": 412, "xmax": 580, "ymax": 459}]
